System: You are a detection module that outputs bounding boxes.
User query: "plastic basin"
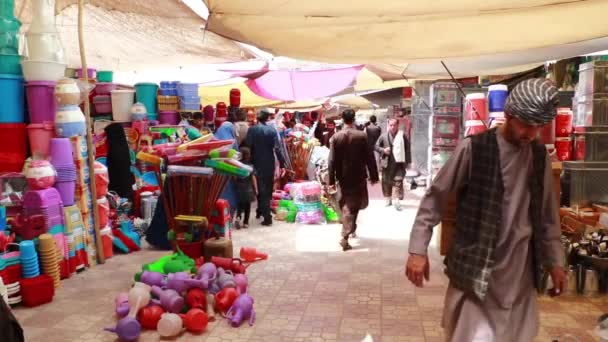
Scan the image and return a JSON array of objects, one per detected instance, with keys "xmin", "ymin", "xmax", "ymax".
[
  {"xmin": 21, "ymin": 60, "xmax": 66, "ymax": 82},
  {"xmin": 135, "ymin": 83, "xmax": 159, "ymax": 115},
  {"xmin": 0, "ymin": 74, "xmax": 24, "ymax": 122},
  {"xmin": 26, "ymin": 81, "xmax": 56, "ymax": 123},
  {"xmin": 0, "ymin": 54, "xmax": 21, "ymax": 74}
]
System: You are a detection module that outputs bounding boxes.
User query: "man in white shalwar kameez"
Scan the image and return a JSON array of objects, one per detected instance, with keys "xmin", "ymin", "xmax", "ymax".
[{"xmin": 406, "ymin": 79, "xmax": 567, "ymax": 342}]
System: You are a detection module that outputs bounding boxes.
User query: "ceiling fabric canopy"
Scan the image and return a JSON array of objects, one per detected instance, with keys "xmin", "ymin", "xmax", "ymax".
[
  {"xmin": 198, "ymin": 82, "xmax": 282, "ymax": 108},
  {"xmin": 14, "ymin": 0, "xmax": 251, "ymax": 72},
  {"xmin": 204, "ymin": 0, "xmax": 608, "ymax": 67}
]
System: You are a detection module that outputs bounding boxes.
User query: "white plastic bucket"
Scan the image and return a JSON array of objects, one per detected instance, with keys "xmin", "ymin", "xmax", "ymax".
[{"xmin": 111, "ymin": 89, "xmax": 135, "ymax": 122}]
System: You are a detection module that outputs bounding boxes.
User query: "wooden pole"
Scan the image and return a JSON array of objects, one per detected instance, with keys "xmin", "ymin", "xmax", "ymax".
[{"xmin": 78, "ymin": 0, "xmax": 105, "ymax": 264}]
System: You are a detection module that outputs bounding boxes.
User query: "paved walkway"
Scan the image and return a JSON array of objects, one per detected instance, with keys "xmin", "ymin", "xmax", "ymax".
[{"xmin": 12, "ymin": 186, "xmax": 605, "ymax": 341}]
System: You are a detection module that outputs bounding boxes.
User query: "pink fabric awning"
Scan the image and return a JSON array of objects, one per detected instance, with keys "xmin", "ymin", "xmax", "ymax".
[{"xmin": 244, "ymin": 65, "xmax": 364, "ymax": 101}]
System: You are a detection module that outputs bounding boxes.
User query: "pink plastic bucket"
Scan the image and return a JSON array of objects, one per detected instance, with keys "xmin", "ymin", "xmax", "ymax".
[
  {"xmin": 93, "ymin": 95, "xmax": 112, "ymax": 114},
  {"xmin": 27, "ymin": 122, "xmax": 55, "ymax": 158},
  {"xmin": 26, "ymin": 81, "xmax": 56, "ymax": 123},
  {"xmin": 158, "ymin": 111, "xmax": 179, "ymax": 125}
]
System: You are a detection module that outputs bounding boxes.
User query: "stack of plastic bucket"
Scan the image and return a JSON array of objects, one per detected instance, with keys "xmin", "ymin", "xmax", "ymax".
[
  {"xmin": 135, "ymin": 82, "xmax": 159, "ymax": 118},
  {"xmin": 49, "ymin": 138, "xmax": 76, "ymax": 206},
  {"xmin": 0, "ymin": 72, "xmax": 26, "ymax": 172},
  {"xmin": 0, "ymin": 0, "xmax": 23, "ymax": 75},
  {"xmin": 178, "ymin": 83, "xmax": 200, "ymax": 111},
  {"xmin": 111, "ymin": 89, "xmax": 135, "ymax": 121},
  {"xmin": 19, "ymin": 240, "xmax": 40, "ymax": 278},
  {"xmin": 38, "ymin": 233, "xmax": 60, "ymax": 288}
]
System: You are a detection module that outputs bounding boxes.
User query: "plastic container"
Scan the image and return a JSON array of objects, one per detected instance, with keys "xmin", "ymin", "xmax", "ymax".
[
  {"xmin": 158, "ymin": 111, "xmax": 179, "ymax": 125},
  {"xmin": 55, "ymin": 79, "xmax": 81, "ymax": 106},
  {"xmin": 111, "ymin": 89, "xmax": 135, "ymax": 121},
  {"xmin": 562, "ymin": 161, "xmax": 608, "ymax": 207},
  {"xmin": 157, "ymin": 96, "xmax": 179, "ymax": 111},
  {"xmin": 55, "ymin": 105, "xmax": 86, "ymax": 137},
  {"xmin": 54, "ymin": 180, "xmax": 75, "ymax": 206},
  {"xmin": 97, "ymin": 197, "xmax": 109, "ymax": 228},
  {"xmin": 578, "ymin": 61, "xmax": 608, "ymax": 96},
  {"xmin": 229, "ymin": 88, "xmax": 241, "ymax": 107},
  {"xmin": 135, "ymin": 83, "xmax": 159, "ymax": 115},
  {"xmin": 555, "ymin": 137, "xmax": 572, "ymax": 161},
  {"xmin": 95, "ymin": 82, "xmax": 117, "ymax": 95},
  {"xmin": 48, "ymin": 138, "xmax": 74, "ymax": 165},
  {"xmin": 177, "ymin": 83, "xmax": 198, "ymax": 97},
  {"xmin": 147, "ymin": 113, "xmax": 158, "ymax": 121},
  {"xmin": 27, "ymin": 122, "xmax": 55, "ymax": 158},
  {"xmin": 0, "ymin": 74, "xmax": 24, "ymax": 122},
  {"xmin": 75, "ymin": 68, "xmax": 96, "ymax": 79},
  {"xmin": 180, "ymin": 96, "xmax": 201, "ymax": 111},
  {"xmin": 93, "ymin": 95, "xmax": 112, "ymax": 114},
  {"xmin": 25, "ymin": 160, "xmax": 58, "ymax": 190},
  {"xmin": 97, "ymin": 70, "xmax": 113, "ymax": 83},
  {"xmin": 21, "ymin": 60, "xmax": 66, "ymax": 82},
  {"xmin": 100, "ymin": 226, "xmax": 113, "ymax": 259},
  {"xmin": 576, "ymin": 94, "xmax": 608, "ymax": 127},
  {"xmin": 488, "ymin": 84, "xmax": 508, "ymax": 113},
  {"xmin": 0, "ymin": 123, "xmax": 27, "ymax": 170},
  {"xmin": 19, "ymin": 275, "xmax": 54, "ymax": 307},
  {"xmin": 26, "ymin": 81, "xmax": 56, "ymax": 123},
  {"xmin": 574, "ymin": 128, "xmax": 608, "ymax": 162},
  {"xmin": 24, "ymin": 32, "xmax": 65, "ymax": 63},
  {"xmin": 464, "ymin": 93, "xmax": 488, "ymax": 136},
  {"xmin": 555, "ymin": 108, "xmax": 573, "ymax": 137},
  {"xmin": 94, "ymin": 162, "xmax": 109, "ymax": 196},
  {"xmin": 574, "ymin": 134, "xmax": 586, "ymax": 161},
  {"xmin": 27, "ymin": 0, "xmax": 59, "ymax": 34},
  {"xmin": 0, "ymin": 54, "xmax": 21, "ymax": 74},
  {"xmin": 160, "ymin": 81, "xmax": 178, "ymax": 96}
]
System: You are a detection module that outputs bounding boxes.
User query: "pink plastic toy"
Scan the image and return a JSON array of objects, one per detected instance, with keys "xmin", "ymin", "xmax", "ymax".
[
  {"xmin": 217, "ymin": 268, "xmax": 236, "ymax": 289},
  {"xmin": 165, "ymin": 272, "xmax": 206, "ymax": 293},
  {"xmin": 105, "ymin": 283, "xmax": 150, "ymax": 341},
  {"xmin": 196, "ymin": 262, "xmax": 217, "ymax": 288},
  {"xmin": 234, "ymin": 274, "xmax": 248, "ymax": 294},
  {"xmin": 139, "ymin": 271, "xmax": 165, "ymax": 287},
  {"xmin": 226, "ymin": 293, "xmax": 255, "ymax": 327},
  {"xmin": 151, "ymin": 286, "xmax": 184, "ymax": 313}
]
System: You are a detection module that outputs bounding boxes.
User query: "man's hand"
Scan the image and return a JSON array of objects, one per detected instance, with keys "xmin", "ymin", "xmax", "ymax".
[
  {"xmin": 384, "ymin": 147, "xmax": 391, "ymax": 155},
  {"xmin": 548, "ymin": 266, "xmax": 567, "ymax": 296},
  {"xmin": 405, "ymin": 253, "xmax": 430, "ymax": 287}
]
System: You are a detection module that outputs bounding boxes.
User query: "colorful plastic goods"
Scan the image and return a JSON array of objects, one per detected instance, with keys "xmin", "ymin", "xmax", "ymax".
[
  {"xmin": 136, "ymin": 151, "xmax": 163, "ymax": 167},
  {"xmin": 209, "ymin": 148, "xmax": 238, "ymax": 159},
  {"xmin": 179, "ymin": 96, "xmax": 200, "ymax": 111},
  {"xmin": 100, "ymin": 226, "xmax": 113, "ymax": 259},
  {"xmin": 176, "ymin": 83, "xmax": 198, "ymax": 97},
  {"xmin": 215, "ymin": 287, "xmax": 238, "ymax": 313},
  {"xmin": 27, "ymin": 122, "xmax": 55, "ymax": 159},
  {"xmin": 25, "ymin": 160, "xmax": 56, "ymax": 189},
  {"xmin": 180, "ymin": 308, "xmax": 208, "ymax": 333},
  {"xmin": 19, "ymin": 274, "xmax": 54, "ymax": 307},
  {"xmin": 158, "ymin": 110, "xmax": 179, "ymax": 125},
  {"xmin": 555, "ymin": 137, "xmax": 572, "ymax": 161},
  {"xmin": 97, "ymin": 70, "xmax": 113, "ymax": 82},
  {"xmin": 111, "ymin": 89, "xmax": 135, "ymax": 122},
  {"xmin": 0, "ymin": 74, "xmax": 24, "ymax": 122},
  {"xmin": 226, "ymin": 294, "xmax": 255, "ymax": 327},
  {"xmin": 135, "ymin": 83, "xmax": 158, "ymax": 113},
  {"xmin": 0, "ymin": 54, "xmax": 21, "ymax": 74},
  {"xmin": 115, "ymin": 292, "xmax": 129, "ymax": 317},
  {"xmin": 49, "ymin": 138, "xmax": 74, "ymax": 165},
  {"xmin": 165, "ymin": 272, "xmax": 206, "ymax": 293},
  {"xmin": 488, "ymin": 84, "xmax": 508, "ymax": 112},
  {"xmin": 205, "ymin": 159, "xmax": 249, "ymax": 177},
  {"xmin": 210, "ymin": 256, "xmax": 246, "ymax": 274},
  {"xmin": 239, "ymin": 247, "xmax": 268, "ymax": 263},
  {"xmin": 186, "ymin": 288, "xmax": 207, "ymax": 310},
  {"xmin": 55, "ymin": 79, "xmax": 81, "ymax": 106},
  {"xmin": 105, "ymin": 316, "xmax": 141, "ymax": 342},
  {"xmin": 464, "ymin": 93, "xmax": 488, "ymax": 137},
  {"xmin": 217, "ymin": 268, "xmax": 236, "ymax": 289},
  {"xmin": 93, "ymin": 95, "xmax": 112, "ymax": 114},
  {"xmin": 556, "ymin": 108, "xmax": 573, "ymax": 137},
  {"xmin": 137, "ymin": 304, "xmax": 165, "ymax": 330},
  {"xmin": 21, "ymin": 60, "xmax": 66, "ymax": 82},
  {"xmin": 75, "ymin": 68, "xmax": 96, "ymax": 79},
  {"xmin": 197, "ymin": 262, "xmax": 217, "ymax": 288},
  {"xmin": 157, "ymin": 313, "xmax": 183, "ymax": 338},
  {"xmin": 26, "ymin": 81, "xmax": 57, "ymax": 123},
  {"xmin": 95, "ymin": 82, "xmax": 117, "ymax": 95},
  {"xmin": 55, "ymin": 105, "xmax": 86, "ymax": 137},
  {"xmin": 54, "ymin": 179, "xmax": 75, "ymax": 206},
  {"xmin": 229, "ymin": 88, "xmax": 241, "ymax": 107},
  {"xmin": 94, "ymin": 161, "xmax": 109, "ymax": 196},
  {"xmin": 138, "ymin": 270, "xmax": 164, "ymax": 287},
  {"xmin": 234, "ymin": 274, "xmax": 248, "ymax": 294}
]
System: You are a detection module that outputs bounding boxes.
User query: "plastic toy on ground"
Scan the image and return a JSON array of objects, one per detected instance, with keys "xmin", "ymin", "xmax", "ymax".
[
  {"xmin": 216, "ymin": 267, "xmax": 236, "ymax": 289},
  {"xmin": 180, "ymin": 308, "xmax": 208, "ymax": 333},
  {"xmin": 226, "ymin": 293, "xmax": 255, "ymax": 327},
  {"xmin": 105, "ymin": 283, "xmax": 150, "ymax": 341},
  {"xmin": 196, "ymin": 262, "xmax": 217, "ymax": 288},
  {"xmin": 138, "ymin": 270, "xmax": 164, "ymax": 287},
  {"xmin": 157, "ymin": 313, "xmax": 183, "ymax": 338},
  {"xmin": 165, "ymin": 271, "xmax": 207, "ymax": 293},
  {"xmin": 210, "ymin": 256, "xmax": 247, "ymax": 274},
  {"xmin": 234, "ymin": 274, "xmax": 248, "ymax": 294},
  {"xmin": 137, "ymin": 304, "xmax": 165, "ymax": 330},
  {"xmin": 206, "ymin": 292, "xmax": 216, "ymax": 321},
  {"xmin": 151, "ymin": 285, "xmax": 184, "ymax": 314},
  {"xmin": 215, "ymin": 287, "xmax": 238, "ymax": 313},
  {"xmin": 186, "ymin": 288, "xmax": 206, "ymax": 310},
  {"xmin": 142, "ymin": 249, "xmax": 196, "ymax": 275},
  {"xmin": 115, "ymin": 292, "xmax": 129, "ymax": 317},
  {"xmin": 239, "ymin": 247, "xmax": 268, "ymax": 263}
]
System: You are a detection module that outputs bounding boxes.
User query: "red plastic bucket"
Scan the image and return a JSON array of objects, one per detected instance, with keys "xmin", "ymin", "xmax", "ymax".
[
  {"xmin": 0, "ymin": 123, "xmax": 27, "ymax": 172},
  {"xmin": 97, "ymin": 197, "xmax": 109, "ymax": 228},
  {"xmin": 555, "ymin": 108, "xmax": 573, "ymax": 137},
  {"xmin": 27, "ymin": 122, "xmax": 55, "ymax": 158},
  {"xmin": 100, "ymin": 227, "xmax": 113, "ymax": 259},
  {"xmin": 26, "ymin": 81, "xmax": 57, "ymax": 123},
  {"xmin": 555, "ymin": 137, "xmax": 572, "ymax": 161},
  {"xmin": 172, "ymin": 240, "xmax": 203, "ymax": 259}
]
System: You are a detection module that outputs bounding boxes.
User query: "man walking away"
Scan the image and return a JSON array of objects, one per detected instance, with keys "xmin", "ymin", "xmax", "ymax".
[
  {"xmin": 365, "ymin": 115, "xmax": 382, "ymax": 166},
  {"xmin": 375, "ymin": 118, "xmax": 410, "ymax": 210},
  {"xmin": 328, "ymin": 109, "xmax": 379, "ymax": 251},
  {"xmin": 246, "ymin": 109, "xmax": 285, "ymax": 226},
  {"xmin": 405, "ymin": 78, "xmax": 566, "ymax": 342}
]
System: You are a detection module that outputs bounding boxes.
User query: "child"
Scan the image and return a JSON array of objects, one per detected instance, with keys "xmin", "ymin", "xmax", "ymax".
[{"xmin": 235, "ymin": 147, "xmax": 257, "ymax": 229}]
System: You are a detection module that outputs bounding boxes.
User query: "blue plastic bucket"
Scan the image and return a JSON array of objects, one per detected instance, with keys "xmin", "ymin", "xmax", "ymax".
[
  {"xmin": 488, "ymin": 84, "xmax": 508, "ymax": 112},
  {"xmin": 0, "ymin": 74, "xmax": 24, "ymax": 122},
  {"xmin": 135, "ymin": 82, "xmax": 159, "ymax": 115},
  {"xmin": 0, "ymin": 54, "xmax": 21, "ymax": 74},
  {"xmin": 177, "ymin": 83, "xmax": 199, "ymax": 97}
]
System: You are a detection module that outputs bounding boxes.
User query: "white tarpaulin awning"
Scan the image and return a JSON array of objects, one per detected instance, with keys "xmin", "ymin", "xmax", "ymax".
[
  {"xmin": 204, "ymin": 0, "xmax": 608, "ymax": 75},
  {"xmin": 14, "ymin": 0, "xmax": 252, "ymax": 72}
]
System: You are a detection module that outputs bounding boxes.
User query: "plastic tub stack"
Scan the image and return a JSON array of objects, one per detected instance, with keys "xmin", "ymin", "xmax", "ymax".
[
  {"xmin": 93, "ymin": 72, "xmax": 117, "ymax": 120},
  {"xmin": 0, "ymin": 0, "xmax": 26, "ymax": 173},
  {"xmin": 21, "ymin": 0, "xmax": 67, "ymax": 157},
  {"xmin": 157, "ymin": 81, "xmax": 180, "ymax": 125},
  {"xmin": 428, "ymin": 82, "xmax": 464, "ymax": 180},
  {"xmin": 178, "ymin": 83, "xmax": 201, "ymax": 112},
  {"xmin": 562, "ymin": 60, "xmax": 608, "ymax": 208},
  {"xmin": 135, "ymin": 82, "xmax": 159, "ymax": 121},
  {"xmin": 94, "ymin": 161, "xmax": 112, "ymax": 259}
]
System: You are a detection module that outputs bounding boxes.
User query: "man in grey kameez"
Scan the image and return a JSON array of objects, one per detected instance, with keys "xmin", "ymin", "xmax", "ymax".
[{"xmin": 406, "ymin": 79, "xmax": 567, "ymax": 342}]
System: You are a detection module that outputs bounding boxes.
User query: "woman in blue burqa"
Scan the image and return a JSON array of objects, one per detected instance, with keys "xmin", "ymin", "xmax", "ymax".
[{"xmin": 214, "ymin": 109, "xmax": 240, "ymax": 219}]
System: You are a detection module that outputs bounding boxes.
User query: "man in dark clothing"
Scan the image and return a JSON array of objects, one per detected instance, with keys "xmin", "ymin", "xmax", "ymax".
[
  {"xmin": 245, "ymin": 110, "xmax": 285, "ymax": 226},
  {"xmin": 0, "ymin": 297, "xmax": 24, "ymax": 342},
  {"xmin": 365, "ymin": 115, "xmax": 382, "ymax": 169},
  {"xmin": 328, "ymin": 109, "xmax": 379, "ymax": 251},
  {"xmin": 375, "ymin": 118, "xmax": 411, "ymax": 210}
]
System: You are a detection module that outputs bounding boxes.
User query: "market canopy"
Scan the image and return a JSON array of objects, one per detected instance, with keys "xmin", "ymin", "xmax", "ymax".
[
  {"xmin": 14, "ymin": 0, "xmax": 252, "ymax": 71},
  {"xmin": 204, "ymin": 0, "xmax": 608, "ymax": 75}
]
